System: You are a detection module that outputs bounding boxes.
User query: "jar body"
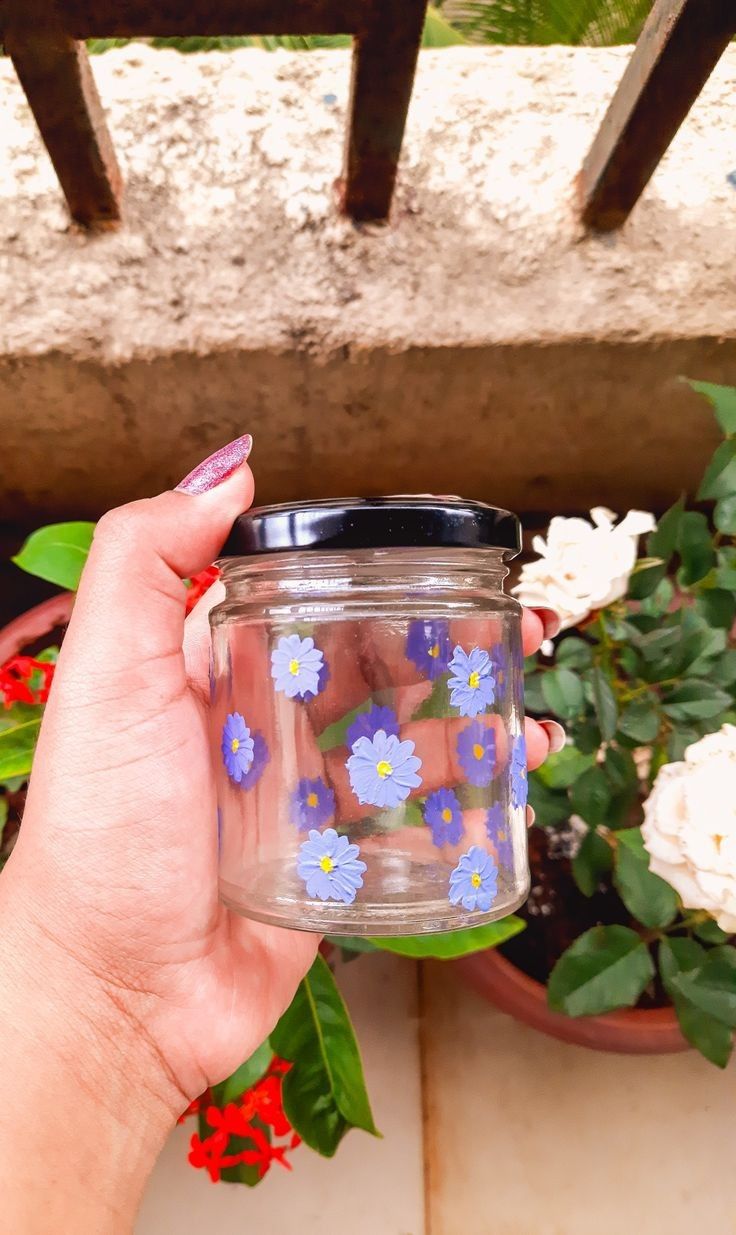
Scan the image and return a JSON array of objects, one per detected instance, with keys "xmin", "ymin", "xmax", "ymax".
[{"xmin": 210, "ymin": 547, "xmax": 528, "ymax": 935}]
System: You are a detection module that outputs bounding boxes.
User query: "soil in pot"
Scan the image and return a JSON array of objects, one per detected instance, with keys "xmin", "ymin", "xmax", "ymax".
[{"xmin": 500, "ymin": 825, "xmax": 669, "ymax": 1008}]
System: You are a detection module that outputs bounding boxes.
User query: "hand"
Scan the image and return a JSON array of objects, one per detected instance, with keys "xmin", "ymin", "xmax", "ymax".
[{"xmin": 0, "ymin": 440, "xmax": 560, "ymax": 1231}]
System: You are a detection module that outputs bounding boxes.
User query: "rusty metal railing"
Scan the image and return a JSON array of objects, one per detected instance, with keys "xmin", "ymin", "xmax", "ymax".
[{"xmin": 3, "ymin": 0, "xmax": 735, "ymax": 232}]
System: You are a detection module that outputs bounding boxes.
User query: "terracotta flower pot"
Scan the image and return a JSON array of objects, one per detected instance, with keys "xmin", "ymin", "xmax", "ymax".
[
  {"xmin": 0, "ymin": 592, "xmax": 74, "ymax": 664},
  {"xmin": 455, "ymin": 946, "xmax": 689, "ymax": 1055}
]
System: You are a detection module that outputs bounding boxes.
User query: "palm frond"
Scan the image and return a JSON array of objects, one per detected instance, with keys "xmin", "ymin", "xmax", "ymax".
[{"xmin": 446, "ymin": 0, "xmax": 651, "ymax": 45}]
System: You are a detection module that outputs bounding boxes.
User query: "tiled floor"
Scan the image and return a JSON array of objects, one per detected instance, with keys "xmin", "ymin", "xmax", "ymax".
[{"xmin": 138, "ymin": 955, "xmax": 736, "ymax": 1235}]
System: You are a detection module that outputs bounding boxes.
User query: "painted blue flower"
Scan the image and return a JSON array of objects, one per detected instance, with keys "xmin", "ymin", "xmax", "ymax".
[
  {"xmin": 346, "ymin": 729, "xmax": 422, "ymax": 809},
  {"xmin": 424, "ymin": 787, "xmax": 464, "ymax": 847},
  {"xmin": 510, "ymin": 734, "xmax": 528, "ymax": 809},
  {"xmin": 345, "ymin": 705, "xmax": 400, "ymax": 749},
  {"xmin": 291, "ymin": 776, "xmax": 336, "ymax": 831},
  {"xmin": 448, "ymin": 645, "xmax": 495, "ymax": 717},
  {"xmin": 490, "ymin": 644, "xmax": 510, "ymax": 706},
  {"xmin": 297, "ymin": 828, "xmax": 367, "ymax": 904},
  {"xmin": 456, "ymin": 720, "xmax": 496, "ymax": 788},
  {"xmin": 238, "ymin": 731, "xmax": 270, "ymax": 791},
  {"xmin": 448, "ymin": 845, "xmax": 498, "ymax": 912},
  {"xmin": 271, "ymin": 634, "xmax": 325, "ymax": 699},
  {"xmin": 303, "ymin": 658, "xmax": 330, "ymax": 702},
  {"xmin": 485, "ymin": 802, "xmax": 513, "ymax": 867},
  {"xmin": 406, "ymin": 619, "xmax": 451, "ymax": 679},
  {"xmin": 221, "ymin": 712, "xmax": 255, "ymax": 783}
]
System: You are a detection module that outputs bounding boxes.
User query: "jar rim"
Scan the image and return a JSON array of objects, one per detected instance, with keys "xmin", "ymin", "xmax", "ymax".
[{"xmin": 219, "ymin": 496, "xmax": 520, "ymax": 558}]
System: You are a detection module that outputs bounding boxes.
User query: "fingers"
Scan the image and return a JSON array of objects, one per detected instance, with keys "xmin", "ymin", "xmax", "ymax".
[{"xmin": 59, "ymin": 464, "xmax": 254, "ymax": 687}]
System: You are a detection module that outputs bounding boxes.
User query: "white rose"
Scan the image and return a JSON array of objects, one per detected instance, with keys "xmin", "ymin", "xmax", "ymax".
[
  {"xmin": 513, "ymin": 507, "xmax": 656, "ymax": 636},
  {"xmin": 642, "ymin": 725, "xmax": 736, "ymax": 932}
]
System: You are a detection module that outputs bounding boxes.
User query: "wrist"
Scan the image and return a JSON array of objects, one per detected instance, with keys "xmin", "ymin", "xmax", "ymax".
[{"xmin": 0, "ymin": 891, "xmax": 181, "ymax": 1233}]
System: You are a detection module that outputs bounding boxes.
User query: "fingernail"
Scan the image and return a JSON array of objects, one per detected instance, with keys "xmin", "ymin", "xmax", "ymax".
[
  {"xmin": 526, "ymin": 806, "xmax": 536, "ymax": 828},
  {"xmin": 539, "ymin": 719, "xmax": 567, "ymax": 754},
  {"xmin": 530, "ymin": 607, "xmax": 562, "ymax": 640},
  {"xmin": 176, "ymin": 434, "xmax": 252, "ymax": 495}
]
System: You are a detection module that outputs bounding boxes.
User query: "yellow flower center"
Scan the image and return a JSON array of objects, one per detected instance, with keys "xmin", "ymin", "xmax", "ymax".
[
  {"xmin": 307, "ymin": 792, "xmax": 318, "ymax": 808},
  {"xmin": 471, "ymin": 871, "xmax": 482, "ymax": 888},
  {"xmin": 289, "ymin": 658, "xmax": 300, "ymax": 676},
  {"xmin": 376, "ymin": 759, "xmax": 393, "ymax": 780},
  {"xmin": 441, "ymin": 808, "xmax": 453, "ymax": 823},
  {"xmin": 428, "ymin": 643, "xmax": 440, "ymax": 659},
  {"xmin": 468, "ymin": 670, "xmax": 481, "ymax": 690},
  {"xmin": 319, "ymin": 855, "xmax": 334, "ymax": 873},
  {"xmin": 472, "ymin": 743, "xmax": 485, "ymax": 760},
  {"xmin": 230, "ymin": 738, "xmax": 240, "ymax": 753}
]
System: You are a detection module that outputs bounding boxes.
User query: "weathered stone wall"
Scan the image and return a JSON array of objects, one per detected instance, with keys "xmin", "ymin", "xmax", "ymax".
[{"xmin": 1, "ymin": 45, "xmax": 735, "ymax": 519}]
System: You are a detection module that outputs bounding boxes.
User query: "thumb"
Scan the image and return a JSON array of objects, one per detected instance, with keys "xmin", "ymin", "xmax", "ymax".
[{"xmin": 58, "ymin": 436, "xmax": 253, "ymax": 678}]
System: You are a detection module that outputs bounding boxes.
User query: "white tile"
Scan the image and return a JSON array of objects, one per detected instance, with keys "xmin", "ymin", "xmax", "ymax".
[
  {"xmin": 423, "ymin": 963, "xmax": 736, "ymax": 1235},
  {"xmin": 137, "ymin": 953, "xmax": 425, "ymax": 1235}
]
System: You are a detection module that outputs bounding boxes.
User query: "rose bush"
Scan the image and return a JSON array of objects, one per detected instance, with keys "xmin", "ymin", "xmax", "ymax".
[
  {"xmin": 514, "ymin": 506, "xmax": 656, "ymax": 634},
  {"xmin": 643, "ymin": 725, "xmax": 736, "ymax": 933}
]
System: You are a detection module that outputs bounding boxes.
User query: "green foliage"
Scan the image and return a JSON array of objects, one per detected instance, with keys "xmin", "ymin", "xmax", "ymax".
[
  {"xmin": 613, "ymin": 828, "xmax": 678, "ymax": 929},
  {"xmin": 541, "ymin": 667, "xmax": 584, "ymax": 720},
  {"xmin": 450, "ymin": 0, "xmax": 650, "ymax": 45},
  {"xmin": 371, "ymin": 916, "xmax": 525, "ymax": 958},
  {"xmin": 0, "ymin": 705, "xmax": 42, "ymax": 781},
  {"xmin": 215, "ymin": 1040, "xmax": 273, "ymax": 1105},
  {"xmin": 572, "ymin": 829, "xmax": 613, "ymax": 897},
  {"xmin": 659, "ymin": 939, "xmax": 733, "ymax": 1068},
  {"xmin": 271, "ymin": 955, "xmax": 378, "ymax": 1156},
  {"xmin": 548, "ymin": 925, "xmax": 654, "ymax": 1017},
  {"xmin": 12, "ymin": 521, "xmax": 94, "ymax": 590}
]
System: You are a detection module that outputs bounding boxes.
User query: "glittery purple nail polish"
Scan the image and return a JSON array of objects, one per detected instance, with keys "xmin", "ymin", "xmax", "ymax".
[{"xmin": 176, "ymin": 434, "xmax": 252, "ymax": 495}]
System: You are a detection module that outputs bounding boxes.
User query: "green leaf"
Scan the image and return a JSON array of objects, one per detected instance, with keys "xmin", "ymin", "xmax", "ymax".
[
  {"xmin": 658, "ymin": 938, "xmax": 732, "ymax": 1067},
  {"xmin": 603, "ymin": 746, "xmax": 638, "ymax": 795},
  {"xmin": 662, "ymin": 679, "xmax": 732, "ymax": 722},
  {"xmin": 326, "ymin": 936, "xmax": 379, "ymax": 955},
  {"xmin": 696, "ymin": 588, "xmax": 736, "ymax": 630},
  {"xmin": 317, "ymin": 700, "xmax": 371, "ymax": 752},
  {"xmin": 570, "ymin": 765, "xmax": 612, "ymax": 827},
  {"xmin": 0, "ymin": 707, "xmax": 42, "ymax": 780},
  {"xmin": 217, "ymin": 1040, "xmax": 273, "ymax": 1105},
  {"xmin": 685, "ymin": 378, "xmax": 736, "ymax": 434},
  {"xmin": 617, "ymin": 697, "xmax": 660, "ymax": 743},
  {"xmin": 670, "ymin": 947, "xmax": 736, "ymax": 1028},
  {"xmin": 535, "ymin": 746, "xmax": 594, "ymax": 790},
  {"xmin": 523, "ymin": 672, "xmax": 546, "ymax": 714},
  {"xmin": 572, "ymin": 829, "xmax": 613, "ymax": 897},
  {"xmin": 614, "ymin": 829, "xmax": 678, "ymax": 928},
  {"xmin": 422, "ymin": 4, "xmax": 466, "ymax": 45},
  {"xmin": 12, "ymin": 521, "xmax": 95, "ymax": 590},
  {"xmin": 677, "ymin": 511, "xmax": 716, "ymax": 586},
  {"xmin": 709, "ymin": 649, "xmax": 736, "ymax": 687},
  {"xmin": 371, "ymin": 917, "xmax": 525, "ymax": 959},
  {"xmin": 541, "ymin": 667, "xmax": 584, "ymax": 719},
  {"xmin": 411, "ymin": 676, "xmax": 452, "ymax": 721},
  {"xmin": 0, "ymin": 798, "xmax": 7, "ymax": 842},
  {"xmin": 527, "ymin": 774, "xmax": 571, "ymax": 826},
  {"xmin": 714, "ymin": 496, "xmax": 736, "ymax": 534},
  {"xmin": 548, "ymin": 925, "xmax": 654, "ymax": 1017},
  {"xmin": 589, "ymin": 666, "xmax": 618, "ymax": 741},
  {"xmin": 270, "ymin": 954, "xmax": 378, "ymax": 1156},
  {"xmin": 555, "ymin": 637, "xmax": 592, "ymax": 670},
  {"xmin": 698, "ymin": 439, "xmax": 736, "ymax": 501},
  {"xmin": 694, "ymin": 919, "xmax": 731, "ymax": 945},
  {"xmin": 627, "ymin": 560, "xmax": 666, "ymax": 600},
  {"xmin": 648, "ymin": 496, "xmax": 684, "ymax": 561}
]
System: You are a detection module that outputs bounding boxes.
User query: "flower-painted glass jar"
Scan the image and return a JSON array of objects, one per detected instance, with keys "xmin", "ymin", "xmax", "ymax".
[{"xmin": 211, "ymin": 497, "xmax": 528, "ymax": 935}]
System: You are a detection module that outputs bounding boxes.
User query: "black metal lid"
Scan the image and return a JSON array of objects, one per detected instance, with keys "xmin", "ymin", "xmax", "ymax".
[{"xmin": 220, "ymin": 497, "xmax": 520, "ymax": 557}]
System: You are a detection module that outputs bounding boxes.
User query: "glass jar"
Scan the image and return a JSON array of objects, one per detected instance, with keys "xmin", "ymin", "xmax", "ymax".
[{"xmin": 210, "ymin": 497, "xmax": 528, "ymax": 936}]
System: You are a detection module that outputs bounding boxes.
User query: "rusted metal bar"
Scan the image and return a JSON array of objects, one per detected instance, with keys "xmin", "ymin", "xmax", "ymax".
[
  {"xmin": 5, "ymin": 13, "xmax": 122, "ymax": 228},
  {"xmin": 342, "ymin": 0, "xmax": 427, "ymax": 222},
  {"xmin": 38, "ymin": 0, "xmax": 356, "ymax": 37},
  {"xmin": 579, "ymin": 0, "xmax": 735, "ymax": 232}
]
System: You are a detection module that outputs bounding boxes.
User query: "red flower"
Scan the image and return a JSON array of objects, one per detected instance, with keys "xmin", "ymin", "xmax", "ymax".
[
  {"xmin": 185, "ymin": 565, "xmax": 220, "ymax": 614},
  {"xmin": 177, "ymin": 1091, "xmax": 211, "ymax": 1124},
  {"xmin": 188, "ymin": 1130, "xmax": 229, "ymax": 1183},
  {"xmin": 0, "ymin": 655, "xmax": 55, "ymax": 708},
  {"xmin": 245, "ymin": 1075, "xmax": 292, "ymax": 1137}
]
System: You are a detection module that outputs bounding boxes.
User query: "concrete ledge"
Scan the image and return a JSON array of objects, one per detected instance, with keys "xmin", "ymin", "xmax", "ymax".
[{"xmin": 2, "ymin": 45, "xmax": 735, "ymax": 518}]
